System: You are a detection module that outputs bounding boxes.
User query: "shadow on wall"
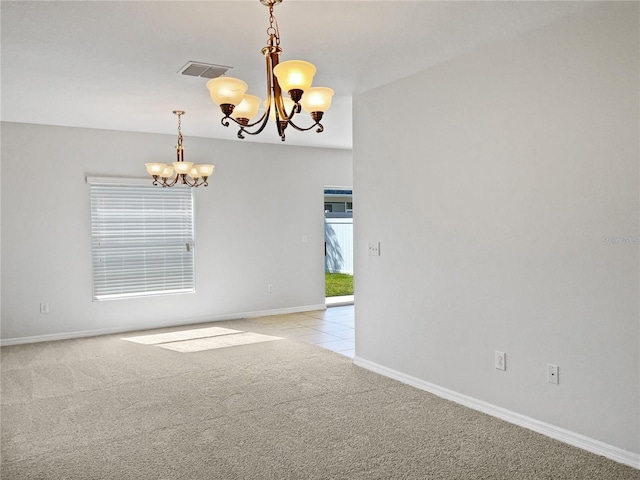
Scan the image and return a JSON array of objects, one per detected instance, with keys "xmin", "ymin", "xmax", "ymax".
[{"xmin": 325, "ymin": 222, "xmax": 344, "ymax": 273}]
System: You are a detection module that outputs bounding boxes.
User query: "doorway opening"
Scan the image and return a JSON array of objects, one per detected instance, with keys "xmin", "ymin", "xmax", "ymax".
[{"xmin": 324, "ymin": 187, "xmax": 354, "ymax": 306}]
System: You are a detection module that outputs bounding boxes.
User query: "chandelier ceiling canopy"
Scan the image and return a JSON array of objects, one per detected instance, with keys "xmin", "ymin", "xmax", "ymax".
[{"xmin": 206, "ymin": 0, "xmax": 334, "ymax": 142}]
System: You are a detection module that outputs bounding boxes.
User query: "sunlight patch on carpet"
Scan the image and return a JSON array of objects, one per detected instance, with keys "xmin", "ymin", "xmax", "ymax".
[
  {"xmin": 155, "ymin": 332, "xmax": 282, "ymax": 352},
  {"xmin": 122, "ymin": 326, "xmax": 242, "ymax": 345},
  {"xmin": 122, "ymin": 327, "xmax": 283, "ymax": 353}
]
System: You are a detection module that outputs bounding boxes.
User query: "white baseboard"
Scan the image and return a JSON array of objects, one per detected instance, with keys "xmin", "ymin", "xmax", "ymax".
[
  {"xmin": 240, "ymin": 303, "xmax": 327, "ymax": 319},
  {"xmin": 0, "ymin": 303, "xmax": 327, "ymax": 347},
  {"xmin": 353, "ymin": 356, "xmax": 640, "ymax": 470}
]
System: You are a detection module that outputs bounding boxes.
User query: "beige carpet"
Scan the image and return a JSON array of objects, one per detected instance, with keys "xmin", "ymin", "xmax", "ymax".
[{"xmin": 1, "ymin": 319, "xmax": 637, "ymax": 479}]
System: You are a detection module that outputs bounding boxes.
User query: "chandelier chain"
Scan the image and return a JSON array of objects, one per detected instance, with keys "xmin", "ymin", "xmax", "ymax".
[
  {"xmin": 266, "ymin": 4, "xmax": 280, "ymax": 46},
  {"xmin": 176, "ymin": 111, "xmax": 183, "ymax": 145}
]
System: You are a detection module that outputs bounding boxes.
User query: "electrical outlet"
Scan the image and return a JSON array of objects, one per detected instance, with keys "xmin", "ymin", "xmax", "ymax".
[
  {"xmin": 547, "ymin": 364, "xmax": 559, "ymax": 384},
  {"xmin": 495, "ymin": 351, "xmax": 506, "ymax": 371},
  {"xmin": 267, "ymin": 284, "xmax": 274, "ymax": 293},
  {"xmin": 368, "ymin": 242, "xmax": 380, "ymax": 256},
  {"xmin": 40, "ymin": 302, "xmax": 49, "ymax": 314},
  {"xmin": 301, "ymin": 234, "xmax": 308, "ymax": 243}
]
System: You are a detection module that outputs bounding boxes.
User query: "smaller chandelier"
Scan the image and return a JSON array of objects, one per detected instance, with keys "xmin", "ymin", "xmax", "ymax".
[
  {"xmin": 145, "ymin": 110, "xmax": 215, "ymax": 187},
  {"xmin": 206, "ymin": 0, "xmax": 334, "ymax": 142}
]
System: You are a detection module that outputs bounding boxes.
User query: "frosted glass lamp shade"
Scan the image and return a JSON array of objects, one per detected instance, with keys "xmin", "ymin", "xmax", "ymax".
[
  {"xmin": 189, "ymin": 167, "xmax": 201, "ymax": 178},
  {"xmin": 273, "ymin": 60, "xmax": 316, "ymax": 92},
  {"xmin": 300, "ymin": 87, "xmax": 334, "ymax": 113},
  {"xmin": 173, "ymin": 161, "xmax": 194, "ymax": 174},
  {"xmin": 206, "ymin": 77, "xmax": 248, "ymax": 106},
  {"xmin": 195, "ymin": 164, "xmax": 215, "ymax": 177},
  {"xmin": 161, "ymin": 166, "xmax": 174, "ymax": 178},
  {"xmin": 231, "ymin": 94, "xmax": 262, "ymax": 120},
  {"xmin": 145, "ymin": 163, "xmax": 166, "ymax": 176},
  {"xmin": 265, "ymin": 98, "xmax": 295, "ymax": 121}
]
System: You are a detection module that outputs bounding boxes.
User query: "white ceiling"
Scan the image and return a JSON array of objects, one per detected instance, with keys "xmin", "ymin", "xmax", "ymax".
[{"xmin": 1, "ymin": 0, "xmax": 594, "ymax": 150}]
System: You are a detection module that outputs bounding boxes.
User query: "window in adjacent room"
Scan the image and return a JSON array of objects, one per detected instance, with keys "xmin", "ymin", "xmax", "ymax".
[{"xmin": 88, "ymin": 179, "xmax": 195, "ymax": 300}]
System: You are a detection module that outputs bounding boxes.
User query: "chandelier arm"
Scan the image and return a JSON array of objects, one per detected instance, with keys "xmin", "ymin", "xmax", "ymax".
[
  {"xmin": 224, "ymin": 110, "xmax": 271, "ymax": 130},
  {"xmin": 282, "ymin": 101, "xmax": 301, "ymax": 123},
  {"xmin": 233, "ymin": 114, "xmax": 272, "ymax": 138},
  {"xmin": 181, "ymin": 176, "xmax": 193, "ymax": 187},
  {"xmin": 287, "ymin": 117, "xmax": 324, "ymax": 133},
  {"xmin": 244, "ymin": 106, "xmax": 271, "ymax": 128},
  {"xmin": 224, "ymin": 107, "xmax": 272, "ymax": 138},
  {"xmin": 162, "ymin": 173, "xmax": 180, "ymax": 188},
  {"xmin": 179, "ymin": 175, "xmax": 205, "ymax": 188}
]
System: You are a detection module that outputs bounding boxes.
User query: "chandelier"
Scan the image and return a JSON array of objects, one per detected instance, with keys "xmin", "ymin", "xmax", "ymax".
[
  {"xmin": 145, "ymin": 110, "xmax": 215, "ymax": 187},
  {"xmin": 206, "ymin": 0, "xmax": 334, "ymax": 142}
]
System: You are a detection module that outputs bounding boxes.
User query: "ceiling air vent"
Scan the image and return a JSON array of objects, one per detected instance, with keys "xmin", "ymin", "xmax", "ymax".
[{"xmin": 178, "ymin": 61, "xmax": 231, "ymax": 79}]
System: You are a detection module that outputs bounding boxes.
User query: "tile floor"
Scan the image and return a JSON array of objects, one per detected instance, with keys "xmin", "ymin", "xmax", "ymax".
[{"xmin": 248, "ymin": 304, "xmax": 355, "ymax": 358}]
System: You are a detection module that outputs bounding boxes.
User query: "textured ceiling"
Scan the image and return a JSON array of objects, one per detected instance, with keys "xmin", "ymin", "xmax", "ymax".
[{"xmin": 1, "ymin": 1, "xmax": 594, "ymax": 149}]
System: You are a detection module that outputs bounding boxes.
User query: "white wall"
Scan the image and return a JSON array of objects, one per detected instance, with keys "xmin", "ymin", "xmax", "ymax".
[
  {"xmin": 353, "ymin": 3, "xmax": 639, "ymax": 457},
  {"xmin": 1, "ymin": 122, "xmax": 352, "ymax": 341}
]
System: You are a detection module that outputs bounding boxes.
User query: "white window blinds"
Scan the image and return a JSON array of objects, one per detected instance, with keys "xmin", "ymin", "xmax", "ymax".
[{"xmin": 89, "ymin": 181, "xmax": 195, "ymax": 300}]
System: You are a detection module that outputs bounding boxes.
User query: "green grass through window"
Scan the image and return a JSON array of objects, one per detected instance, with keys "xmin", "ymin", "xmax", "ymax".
[{"xmin": 325, "ymin": 272, "xmax": 354, "ymax": 297}]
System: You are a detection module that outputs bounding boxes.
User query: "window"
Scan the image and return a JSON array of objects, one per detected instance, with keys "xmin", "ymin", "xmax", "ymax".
[{"xmin": 88, "ymin": 178, "xmax": 195, "ymax": 300}]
